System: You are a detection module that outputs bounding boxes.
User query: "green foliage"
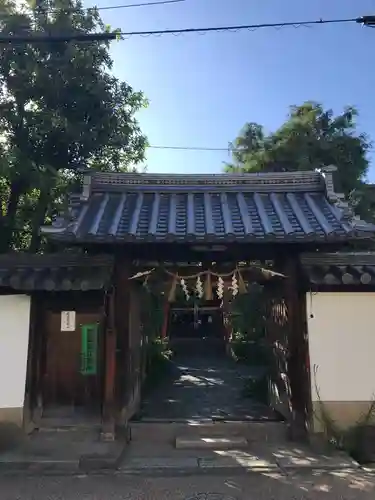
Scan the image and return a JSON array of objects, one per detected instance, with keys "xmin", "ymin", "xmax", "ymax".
[
  {"xmin": 231, "ymin": 284, "xmax": 265, "ymax": 341},
  {"xmin": 143, "ymin": 337, "xmax": 172, "ymax": 391},
  {"xmin": 241, "ymin": 373, "xmax": 269, "ymax": 405},
  {"xmin": 0, "ymin": 0, "xmax": 147, "ymax": 252},
  {"xmin": 231, "ymin": 340, "xmax": 271, "ymax": 367},
  {"xmin": 140, "ymin": 289, "xmax": 165, "ymax": 340},
  {"xmin": 226, "ymin": 102, "xmax": 372, "ymax": 218}
]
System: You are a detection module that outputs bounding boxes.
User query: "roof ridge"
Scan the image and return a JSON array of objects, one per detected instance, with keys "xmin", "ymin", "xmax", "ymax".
[
  {"xmin": 88, "ymin": 170, "xmax": 325, "ymax": 193},
  {"xmin": 301, "ymin": 251, "xmax": 375, "ymax": 266}
]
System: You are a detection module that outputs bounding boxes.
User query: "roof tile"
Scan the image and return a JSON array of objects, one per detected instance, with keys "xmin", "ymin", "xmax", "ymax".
[{"xmin": 42, "ymin": 172, "xmax": 375, "ymax": 244}]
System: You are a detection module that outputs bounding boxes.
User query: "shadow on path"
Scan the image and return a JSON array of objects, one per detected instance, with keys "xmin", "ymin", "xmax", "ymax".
[{"xmin": 136, "ymin": 353, "xmax": 280, "ymax": 421}]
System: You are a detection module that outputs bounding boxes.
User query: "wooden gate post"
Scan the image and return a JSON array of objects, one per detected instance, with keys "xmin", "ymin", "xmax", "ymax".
[
  {"xmin": 283, "ymin": 253, "xmax": 309, "ymax": 439},
  {"xmin": 101, "ymin": 301, "xmax": 117, "ymax": 440},
  {"xmin": 101, "ymin": 255, "xmax": 130, "ymax": 440}
]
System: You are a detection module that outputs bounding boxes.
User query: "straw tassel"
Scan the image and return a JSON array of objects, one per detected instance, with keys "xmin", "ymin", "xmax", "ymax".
[
  {"xmin": 205, "ymin": 272, "xmax": 213, "ymax": 300},
  {"xmin": 237, "ymin": 269, "xmax": 247, "ymax": 294},
  {"xmin": 168, "ymin": 274, "xmax": 178, "ymax": 302}
]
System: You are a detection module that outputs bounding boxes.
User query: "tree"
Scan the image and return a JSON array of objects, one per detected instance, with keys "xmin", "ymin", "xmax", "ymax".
[
  {"xmin": 226, "ymin": 102, "xmax": 372, "ymax": 215},
  {"xmin": 0, "ymin": 0, "xmax": 147, "ymax": 252}
]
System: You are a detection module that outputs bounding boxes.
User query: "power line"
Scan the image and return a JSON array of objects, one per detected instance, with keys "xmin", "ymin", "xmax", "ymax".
[
  {"xmin": 149, "ymin": 145, "xmax": 234, "ymax": 152},
  {"xmin": 147, "ymin": 144, "xmax": 375, "ymax": 153},
  {"xmin": 0, "ymin": 1, "xmax": 185, "ymax": 23},
  {"xmin": 117, "ymin": 15, "xmax": 375, "ymax": 37},
  {"xmin": 94, "ymin": 0, "xmax": 186, "ymax": 12},
  {"xmin": 0, "ymin": 32, "xmax": 117, "ymax": 43},
  {"xmin": 0, "ymin": 14, "xmax": 374, "ymax": 44}
]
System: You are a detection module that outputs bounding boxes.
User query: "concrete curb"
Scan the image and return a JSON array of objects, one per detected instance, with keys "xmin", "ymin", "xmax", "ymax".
[
  {"xmin": 0, "ymin": 452, "xmax": 123, "ymax": 476},
  {"xmin": 0, "ymin": 453, "xmax": 362, "ymax": 477},
  {"xmin": 0, "ymin": 459, "xmax": 80, "ymax": 476},
  {"xmin": 118, "ymin": 466, "xmax": 277, "ymax": 477}
]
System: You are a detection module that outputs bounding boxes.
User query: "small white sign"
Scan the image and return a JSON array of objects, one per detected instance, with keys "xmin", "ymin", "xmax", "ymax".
[{"xmin": 61, "ymin": 311, "xmax": 76, "ymax": 332}]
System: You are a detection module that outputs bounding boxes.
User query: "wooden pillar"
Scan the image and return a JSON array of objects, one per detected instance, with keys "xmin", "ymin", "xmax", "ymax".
[
  {"xmin": 101, "ymin": 255, "xmax": 130, "ymax": 440},
  {"xmin": 23, "ymin": 296, "xmax": 38, "ymax": 433},
  {"xmin": 115, "ymin": 256, "xmax": 131, "ymax": 406},
  {"xmin": 283, "ymin": 253, "xmax": 309, "ymax": 439},
  {"xmin": 101, "ymin": 295, "xmax": 117, "ymax": 440}
]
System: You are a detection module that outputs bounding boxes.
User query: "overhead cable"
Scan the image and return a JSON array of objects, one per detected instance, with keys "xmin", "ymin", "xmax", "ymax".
[
  {"xmin": 147, "ymin": 144, "xmax": 375, "ymax": 153},
  {"xmin": 0, "ymin": 15, "xmax": 374, "ymax": 44},
  {"xmin": 117, "ymin": 15, "xmax": 375, "ymax": 37}
]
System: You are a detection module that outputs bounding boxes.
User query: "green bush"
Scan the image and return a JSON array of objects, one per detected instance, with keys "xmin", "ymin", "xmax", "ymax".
[
  {"xmin": 143, "ymin": 337, "xmax": 172, "ymax": 391},
  {"xmin": 231, "ymin": 340, "xmax": 272, "ymax": 366},
  {"xmin": 242, "ymin": 374, "xmax": 269, "ymax": 405}
]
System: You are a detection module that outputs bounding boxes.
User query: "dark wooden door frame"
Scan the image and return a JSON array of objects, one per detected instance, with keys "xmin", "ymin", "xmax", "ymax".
[
  {"xmin": 22, "ymin": 293, "xmax": 48, "ymax": 428},
  {"xmin": 277, "ymin": 252, "xmax": 312, "ymax": 437},
  {"xmin": 25, "ymin": 293, "xmax": 107, "ymax": 427}
]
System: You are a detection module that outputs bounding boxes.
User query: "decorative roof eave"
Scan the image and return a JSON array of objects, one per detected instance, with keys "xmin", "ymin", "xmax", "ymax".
[
  {"xmin": 0, "ymin": 253, "xmax": 114, "ymax": 291},
  {"xmin": 302, "ymin": 251, "xmax": 375, "ymax": 286},
  {"xmin": 39, "ymin": 228, "xmax": 374, "ymax": 244},
  {"xmin": 301, "ymin": 251, "xmax": 375, "ymax": 267}
]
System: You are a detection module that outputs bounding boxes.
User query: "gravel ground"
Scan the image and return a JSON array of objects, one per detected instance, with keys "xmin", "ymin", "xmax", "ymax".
[{"xmin": 1, "ymin": 469, "xmax": 375, "ymax": 500}]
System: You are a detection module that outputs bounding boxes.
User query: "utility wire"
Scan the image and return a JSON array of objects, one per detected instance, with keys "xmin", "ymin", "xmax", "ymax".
[
  {"xmin": 0, "ymin": 0, "xmax": 185, "ymax": 16},
  {"xmin": 0, "ymin": 32, "xmax": 117, "ymax": 43},
  {"xmin": 0, "ymin": 14, "xmax": 374, "ymax": 44},
  {"xmin": 117, "ymin": 15, "xmax": 375, "ymax": 37},
  {"xmin": 147, "ymin": 144, "xmax": 375, "ymax": 153},
  {"xmin": 93, "ymin": 0, "xmax": 186, "ymax": 12},
  {"xmin": 0, "ymin": 1, "xmax": 186, "ymax": 24},
  {"xmin": 149, "ymin": 145, "xmax": 236, "ymax": 152}
]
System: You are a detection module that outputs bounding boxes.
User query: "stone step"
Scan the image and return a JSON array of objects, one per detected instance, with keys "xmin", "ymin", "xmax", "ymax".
[
  {"xmin": 129, "ymin": 420, "xmax": 286, "ymax": 445},
  {"xmin": 175, "ymin": 435, "xmax": 248, "ymax": 450}
]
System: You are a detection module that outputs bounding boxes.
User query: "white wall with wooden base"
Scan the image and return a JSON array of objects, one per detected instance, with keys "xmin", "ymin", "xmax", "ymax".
[
  {"xmin": 306, "ymin": 292, "xmax": 375, "ymax": 431},
  {"xmin": 0, "ymin": 295, "xmax": 31, "ymax": 428}
]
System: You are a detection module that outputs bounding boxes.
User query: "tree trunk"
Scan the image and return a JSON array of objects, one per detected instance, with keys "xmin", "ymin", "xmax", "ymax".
[
  {"xmin": 28, "ymin": 176, "xmax": 55, "ymax": 253},
  {"xmin": 0, "ymin": 180, "xmax": 24, "ymax": 253}
]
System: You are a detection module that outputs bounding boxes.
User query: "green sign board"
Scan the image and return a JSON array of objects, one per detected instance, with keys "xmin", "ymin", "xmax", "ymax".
[{"xmin": 80, "ymin": 323, "xmax": 98, "ymax": 375}]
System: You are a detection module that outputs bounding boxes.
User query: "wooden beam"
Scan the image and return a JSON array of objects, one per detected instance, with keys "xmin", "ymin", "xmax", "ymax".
[{"xmin": 101, "ymin": 296, "xmax": 117, "ymax": 441}]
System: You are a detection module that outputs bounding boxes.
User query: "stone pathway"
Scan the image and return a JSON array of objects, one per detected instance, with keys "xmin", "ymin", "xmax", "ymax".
[{"xmin": 138, "ymin": 355, "xmax": 279, "ymax": 421}]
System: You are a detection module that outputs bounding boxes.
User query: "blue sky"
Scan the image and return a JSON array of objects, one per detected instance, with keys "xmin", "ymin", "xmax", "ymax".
[{"xmin": 86, "ymin": 0, "xmax": 375, "ymax": 179}]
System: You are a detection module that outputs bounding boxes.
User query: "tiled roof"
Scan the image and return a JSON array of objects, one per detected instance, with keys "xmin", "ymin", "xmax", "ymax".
[
  {"xmin": 0, "ymin": 253, "xmax": 113, "ymax": 291},
  {"xmin": 41, "ymin": 170, "xmax": 375, "ymax": 244},
  {"xmin": 301, "ymin": 252, "xmax": 375, "ymax": 286}
]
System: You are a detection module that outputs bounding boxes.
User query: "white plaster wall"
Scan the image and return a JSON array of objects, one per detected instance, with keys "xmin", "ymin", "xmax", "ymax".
[
  {"xmin": 0, "ymin": 295, "xmax": 31, "ymax": 408},
  {"xmin": 307, "ymin": 292, "xmax": 375, "ymax": 402}
]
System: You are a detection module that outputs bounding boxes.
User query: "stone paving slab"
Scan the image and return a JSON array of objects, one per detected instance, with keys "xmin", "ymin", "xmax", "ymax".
[
  {"xmin": 0, "ymin": 430, "xmax": 125, "ymax": 475},
  {"xmin": 276, "ymin": 454, "xmax": 359, "ymax": 470},
  {"xmin": 198, "ymin": 455, "xmax": 278, "ymax": 470},
  {"xmin": 120, "ymin": 456, "xmax": 199, "ymax": 474},
  {"xmin": 176, "ymin": 436, "xmax": 248, "ymax": 450},
  {"xmin": 267, "ymin": 445, "xmax": 360, "ymax": 470}
]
